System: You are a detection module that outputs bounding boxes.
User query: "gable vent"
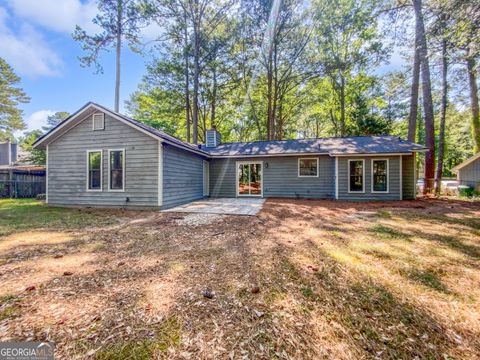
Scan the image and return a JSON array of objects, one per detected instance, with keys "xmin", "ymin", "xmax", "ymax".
[{"xmin": 92, "ymin": 113, "xmax": 105, "ymax": 131}]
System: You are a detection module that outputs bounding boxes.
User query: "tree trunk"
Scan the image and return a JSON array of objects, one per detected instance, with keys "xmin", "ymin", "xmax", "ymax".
[
  {"xmin": 435, "ymin": 39, "xmax": 448, "ymax": 195},
  {"xmin": 266, "ymin": 51, "xmax": 274, "ymax": 141},
  {"xmin": 408, "ymin": 31, "xmax": 421, "ymax": 142},
  {"xmin": 210, "ymin": 67, "xmax": 217, "ymax": 128},
  {"xmin": 414, "ymin": 0, "xmax": 435, "ymax": 195},
  {"xmin": 114, "ymin": 0, "xmax": 122, "ymax": 112},
  {"xmin": 467, "ymin": 48, "xmax": 480, "ymax": 152},
  {"xmin": 339, "ymin": 73, "xmax": 346, "ymax": 136},
  {"xmin": 192, "ymin": 16, "xmax": 200, "ymax": 144},
  {"xmin": 183, "ymin": 10, "xmax": 191, "ymax": 143}
]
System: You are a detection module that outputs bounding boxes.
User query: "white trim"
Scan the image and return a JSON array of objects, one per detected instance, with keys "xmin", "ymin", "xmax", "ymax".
[
  {"xmin": 371, "ymin": 158, "xmax": 389, "ymax": 193},
  {"xmin": 86, "ymin": 149, "xmax": 103, "ymax": 192},
  {"xmin": 413, "ymin": 152, "xmax": 417, "ymax": 198},
  {"xmin": 107, "ymin": 148, "xmax": 125, "ymax": 192},
  {"xmin": 348, "ymin": 159, "xmax": 365, "ymax": 193},
  {"xmin": 335, "ymin": 156, "xmax": 338, "ymax": 199},
  {"xmin": 158, "ymin": 141, "xmax": 163, "ymax": 206},
  {"xmin": 399, "ymin": 155, "xmax": 403, "ymax": 200},
  {"xmin": 203, "ymin": 160, "xmax": 210, "ymax": 196},
  {"xmin": 235, "ymin": 161, "xmax": 263, "ymax": 197},
  {"xmin": 298, "ymin": 157, "xmax": 319, "ymax": 177},
  {"xmin": 92, "ymin": 113, "xmax": 105, "ymax": 130},
  {"xmin": 46, "ymin": 144, "xmax": 49, "ymax": 204}
]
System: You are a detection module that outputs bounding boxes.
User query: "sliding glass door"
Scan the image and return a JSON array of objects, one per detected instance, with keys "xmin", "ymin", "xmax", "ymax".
[{"xmin": 237, "ymin": 162, "xmax": 262, "ymax": 196}]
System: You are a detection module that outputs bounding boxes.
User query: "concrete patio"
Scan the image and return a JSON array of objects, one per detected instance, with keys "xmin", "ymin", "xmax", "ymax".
[{"xmin": 164, "ymin": 197, "xmax": 265, "ymax": 216}]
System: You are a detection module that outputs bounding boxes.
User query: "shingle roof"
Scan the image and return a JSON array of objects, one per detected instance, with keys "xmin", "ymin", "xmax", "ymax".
[
  {"xmin": 202, "ymin": 136, "xmax": 427, "ymax": 157},
  {"xmin": 33, "ymin": 102, "xmax": 427, "ymax": 157}
]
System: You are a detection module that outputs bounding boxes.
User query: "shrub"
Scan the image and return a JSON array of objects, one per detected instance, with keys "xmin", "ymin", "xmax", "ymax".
[{"xmin": 458, "ymin": 186, "xmax": 474, "ymax": 197}]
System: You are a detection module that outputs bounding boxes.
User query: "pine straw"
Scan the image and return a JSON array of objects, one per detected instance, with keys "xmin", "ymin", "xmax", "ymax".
[{"xmin": 0, "ymin": 198, "xmax": 479, "ymax": 359}]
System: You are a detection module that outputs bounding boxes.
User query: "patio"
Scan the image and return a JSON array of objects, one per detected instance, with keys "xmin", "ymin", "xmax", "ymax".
[{"xmin": 163, "ymin": 197, "xmax": 265, "ymax": 216}]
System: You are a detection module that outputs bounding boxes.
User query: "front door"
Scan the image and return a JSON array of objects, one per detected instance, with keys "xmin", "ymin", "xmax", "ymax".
[{"xmin": 237, "ymin": 162, "xmax": 262, "ymax": 197}]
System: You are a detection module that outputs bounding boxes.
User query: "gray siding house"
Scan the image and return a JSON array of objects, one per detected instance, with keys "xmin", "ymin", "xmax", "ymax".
[
  {"xmin": 453, "ymin": 153, "xmax": 480, "ymax": 189},
  {"xmin": 34, "ymin": 102, "xmax": 426, "ymax": 209}
]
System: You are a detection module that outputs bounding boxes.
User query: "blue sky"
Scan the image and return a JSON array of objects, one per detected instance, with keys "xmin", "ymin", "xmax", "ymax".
[
  {"xmin": 0, "ymin": 0, "xmax": 405, "ymax": 137},
  {"xmin": 0, "ymin": 0, "xmax": 159, "ymax": 136}
]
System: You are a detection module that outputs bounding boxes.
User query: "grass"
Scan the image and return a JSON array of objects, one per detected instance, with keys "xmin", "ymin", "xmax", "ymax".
[
  {"xmin": 1, "ymin": 198, "xmax": 479, "ymax": 359},
  {"xmin": 95, "ymin": 317, "xmax": 181, "ymax": 360},
  {"xmin": 0, "ymin": 199, "xmax": 117, "ymax": 236}
]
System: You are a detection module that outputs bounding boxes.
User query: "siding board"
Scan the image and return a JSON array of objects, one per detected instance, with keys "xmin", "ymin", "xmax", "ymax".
[
  {"xmin": 161, "ymin": 145, "xmax": 206, "ymax": 209},
  {"xmin": 48, "ymin": 113, "xmax": 159, "ymax": 208}
]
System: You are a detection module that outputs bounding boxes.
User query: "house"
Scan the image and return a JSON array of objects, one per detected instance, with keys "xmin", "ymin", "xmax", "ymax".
[
  {"xmin": 452, "ymin": 152, "xmax": 480, "ymax": 190},
  {"xmin": 0, "ymin": 141, "xmax": 17, "ymax": 166},
  {"xmin": 33, "ymin": 102, "xmax": 427, "ymax": 209}
]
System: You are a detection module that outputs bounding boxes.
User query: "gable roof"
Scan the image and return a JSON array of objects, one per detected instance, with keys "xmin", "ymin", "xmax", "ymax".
[
  {"xmin": 452, "ymin": 152, "xmax": 480, "ymax": 172},
  {"xmin": 33, "ymin": 102, "xmax": 209, "ymax": 156},
  {"xmin": 202, "ymin": 136, "xmax": 427, "ymax": 157},
  {"xmin": 34, "ymin": 102, "xmax": 427, "ymax": 158}
]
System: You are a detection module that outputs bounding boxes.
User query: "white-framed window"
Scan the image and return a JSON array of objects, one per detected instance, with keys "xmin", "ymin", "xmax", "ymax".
[
  {"xmin": 87, "ymin": 150, "xmax": 102, "ymax": 191},
  {"xmin": 108, "ymin": 149, "xmax": 125, "ymax": 191},
  {"xmin": 371, "ymin": 159, "xmax": 389, "ymax": 193},
  {"xmin": 92, "ymin": 113, "xmax": 105, "ymax": 131},
  {"xmin": 298, "ymin": 158, "xmax": 319, "ymax": 177},
  {"xmin": 348, "ymin": 159, "xmax": 365, "ymax": 193}
]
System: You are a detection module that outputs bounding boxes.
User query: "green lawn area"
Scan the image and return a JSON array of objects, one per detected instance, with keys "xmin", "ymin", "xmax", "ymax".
[{"xmin": 0, "ymin": 199, "xmax": 117, "ymax": 236}]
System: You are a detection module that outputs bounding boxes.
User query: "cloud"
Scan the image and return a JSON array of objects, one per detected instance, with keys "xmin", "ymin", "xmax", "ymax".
[
  {"xmin": 25, "ymin": 110, "xmax": 56, "ymax": 131},
  {"xmin": 6, "ymin": 0, "xmax": 99, "ymax": 34},
  {"xmin": 0, "ymin": 7, "xmax": 63, "ymax": 77}
]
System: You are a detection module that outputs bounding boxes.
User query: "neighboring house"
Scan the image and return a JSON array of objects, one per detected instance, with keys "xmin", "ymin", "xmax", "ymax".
[
  {"xmin": 0, "ymin": 141, "xmax": 17, "ymax": 166},
  {"xmin": 452, "ymin": 153, "xmax": 480, "ymax": 189},
  {"xmin": 33, "ymin": 102, "xmax": 427, "ymax": 209}
]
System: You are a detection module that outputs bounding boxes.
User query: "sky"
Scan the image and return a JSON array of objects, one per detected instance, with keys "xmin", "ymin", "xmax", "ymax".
[
  {"xmin": 0, "ymin": 0, "xmax": 160, "ymax": 137},
  {"xmin": 0, "ymin": 0, "xmax": 406, "ymax": 138}
]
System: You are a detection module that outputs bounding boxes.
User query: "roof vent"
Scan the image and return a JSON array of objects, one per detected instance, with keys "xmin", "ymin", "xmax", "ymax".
[{"xmin": 205, "ymin": 127, "xmax": 221, "ymax": 147}]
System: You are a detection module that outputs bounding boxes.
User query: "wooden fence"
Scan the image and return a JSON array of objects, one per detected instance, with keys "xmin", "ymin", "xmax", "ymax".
[{"xmin": 0, "ymin": 169, "xmax": 46, "ymax": 198}]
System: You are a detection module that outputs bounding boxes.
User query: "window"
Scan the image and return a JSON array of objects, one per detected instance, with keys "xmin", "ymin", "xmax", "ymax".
[
  {"xmin": 92, "ymin": 113, "xmax": 105, "ymax": 131},
  {"xmin": 87, "ymin": 150, "xmax": 102, "ymax": 190},
  {"xmin": 348, "ymin": 160, "xmax": 364, "ymax": 192},
  {"xmin": 298, "ymin": 158, "xmax": 319, "ymax": 177},
  {"xmin": 109, "ymin": 149, "xmax": 125, "ymax": 191},
  {"xmin": 372, "ymin": 159, "xmax": 388, "ymax": 192}
]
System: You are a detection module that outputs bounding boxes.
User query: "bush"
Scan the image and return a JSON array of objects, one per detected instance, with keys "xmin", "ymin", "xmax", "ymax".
[{"xmin": 458, "ymin": 186, "xmax": 474, "ymax": 197}]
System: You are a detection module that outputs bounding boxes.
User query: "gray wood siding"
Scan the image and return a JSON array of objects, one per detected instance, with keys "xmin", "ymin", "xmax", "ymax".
[
  {"xmin": 210, "ymin": 156, "xmax": 335, "ymax": 199},
  {"xmin": 458, "ymin": 158, "xmax": 480, "ymax": 188},
  {"xmin": 337, "ymin": 156, "xmax": 401, "ymax": 200},
  {"xmin": 402, "ymin": 155, "xmax": 416, "ymax": 199},
  {"xmin": 48, "ymin": 113, "xmax": 159, "ymax": 208},
  {"xmin": 162, "ymin": 145, "xmax": 206, "ymax": 209}
]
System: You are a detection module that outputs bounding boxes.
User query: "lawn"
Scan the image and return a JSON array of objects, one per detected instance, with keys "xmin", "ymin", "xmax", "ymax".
[{"xmin": 0, "ymin": 198, "xmax": 479, "ymax": 359}]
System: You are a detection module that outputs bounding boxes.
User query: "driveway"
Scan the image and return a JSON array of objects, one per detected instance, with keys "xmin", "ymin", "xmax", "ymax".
[{"xmin": 163, "ymin": 197, "xmax": 265, "ymax": 215}]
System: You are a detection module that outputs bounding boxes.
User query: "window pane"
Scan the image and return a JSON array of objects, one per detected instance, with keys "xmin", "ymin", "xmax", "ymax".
[
  {"xmin": 299, "ymin": 159, "xmax": 318, "ymax": 176},
  {"xmin": 89, "ymin": 152, "xmax": 101, "ymax": 170},
  {"xmin": 88, "ymin": 151, "xmax": 101, "ymax": 189},
  {"xmin": 349, "ymin": 161, "xmax": 363, "ymax": 191},
  {"xmin": 373, "ymin": 160, "xmax": 388, "ymax": 191},
  {"xmin": 90, "ymin": 170, "xmax": 101, "ymax": 189},
  {"xmin": 110, "ymin": 151, "xmax": 124, "ymax": 190}
]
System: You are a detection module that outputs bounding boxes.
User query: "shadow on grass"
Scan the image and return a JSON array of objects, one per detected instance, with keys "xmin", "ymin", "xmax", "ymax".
[
  {"xmin": 368, "ymin": 224, "xmax": 413, "ymax": 241},
  {"xmin": 399, "ymin": 267, "xmax": 451, "ymax": 294}
]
